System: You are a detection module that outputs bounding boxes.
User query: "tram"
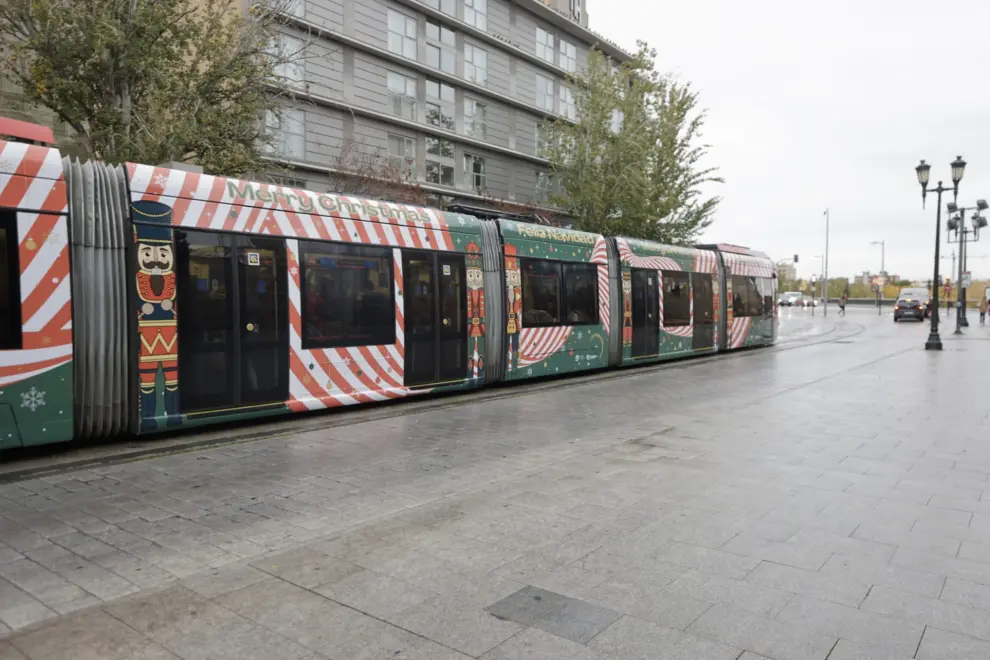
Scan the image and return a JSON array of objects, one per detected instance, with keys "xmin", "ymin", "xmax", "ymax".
[{"xmin": 0, "ymin": 118, "xmax": 777, "ymax": 449}]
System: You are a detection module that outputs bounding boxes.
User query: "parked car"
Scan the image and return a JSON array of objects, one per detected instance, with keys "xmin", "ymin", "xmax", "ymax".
[
  {"xmin": 893, "ymin": 298, "xmax": 926, "ymax": 322},
  {"xmin": 779, "ymin": 292, "xmax": 803, "ymax": 306}
]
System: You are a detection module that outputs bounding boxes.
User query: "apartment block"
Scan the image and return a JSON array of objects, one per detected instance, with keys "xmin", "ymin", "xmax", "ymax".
[{"xmin": 265, "ymin": 0, "xmax": 631, "ymax": 215}]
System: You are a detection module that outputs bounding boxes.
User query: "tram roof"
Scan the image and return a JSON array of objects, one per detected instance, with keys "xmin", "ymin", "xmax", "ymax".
[{"xmin": 126, "ymin": 163, "xmax": 485, "ymax": 236}]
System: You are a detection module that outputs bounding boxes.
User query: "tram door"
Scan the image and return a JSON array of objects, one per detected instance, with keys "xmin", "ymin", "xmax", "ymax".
[
  {"xmin": 631, "ymin": 269, "xmax": 659, "ymax": 357},
  {"xmin": 403, "ymin": 251, "xmax": 467, "ymax": 387},
  {"xmin": 692, "ymin": 272, "xmax": 715, "ymax": 350},
  {"xmin": 176, "ymin": 231, "xmax": 289, "ymax": 413}
]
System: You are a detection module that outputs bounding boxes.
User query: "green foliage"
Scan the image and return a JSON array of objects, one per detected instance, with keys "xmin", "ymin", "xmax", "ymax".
[
  {"xmin": 542, "ymin": 42, "xmax": 721, "ymax": 244},
  {"xmin": 0, "ymin": 0, "xmax": 298, "ymax": 174}
]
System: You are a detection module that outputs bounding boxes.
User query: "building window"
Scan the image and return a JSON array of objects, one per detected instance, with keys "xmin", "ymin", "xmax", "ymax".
[
  {"xmin": 263, "ymin": 108, "xmax": 305, "ymax": 159},
  {"xmin": 426, "ymin": 161, "xmax": 454, "ymax": 185},
  {"xmin": 425, "ymin": 19, "xmax": 455, "ymax": 73},
  {"xmin": 464, "ymin": 43, "xmax": 488, "ymax": 86},
  {"xmin": 464, "ymin": 98, "xmax": 487, "ymax": 140},
  {"xmin": 387, "ymin": 133, "xmax": 415, "ymax": 174},
  {"xmin": 426, "ymin": 137, "xmax": 454, "ymax": 158},
  {"xmin": 464, "ymin": 153, "xmax": 486, "ymax": 193},
  {"xmin": 535, "ymin": 171, "xmax": 549, "ymax": 202},
  {"xmin": 0, "ymin": 212, "xmax": 22, "ymax": 350},
  {"xmin": 423, "ymin": 0, "xmax": 455, "ymax": 15},
  {"xmin": 464, "ymin": 0, "xmax": 487, "ymax": 31},
  {"xmin": 535, "ymin": 27, "xmax": 554, "ymax": 63},
  {"xmin": 426, "ymin": 136, "xmax": 454, "ymax": 186},
  {"xmin": 387, "ymin": 71, "xmax": 417, "ymax": 121},
  {"xmin": 299, "ymin": 241, "xmax": 396, "ymax": 348},
  {"xmin": 426, "ymin": 79, "xmax": 455, "ymax": 130},
  {"xmin": 535, "ymin": 124, "xmax": 549, "ymax": 157},
  {"xmin": 268, "ymin": 175, "xmax": 308, "ymax": 189},
  {"xmin": 270, "ymin": 34, "xmax": 305, "ymax": 87},
  {"xmin": 559, "ymin": 39, "xmax": 577, "ymax": 73},
  {"xmin": 662, "ymin": 271, "xmax": 691, "ymax": 326},
  {"xmin": 535, "ymin": 74, "xmax": 554, "ymax": 112},
  {"xmin": 731, "ymin": 275, "xmax": 766, "ymax": 318},
  {"xmin": 388, "ymin": 9, "xmax": 417, "ymax": 59},
  {"xmin": 559, "ymin": 85, "xmax": 575, "ymax": 120}
]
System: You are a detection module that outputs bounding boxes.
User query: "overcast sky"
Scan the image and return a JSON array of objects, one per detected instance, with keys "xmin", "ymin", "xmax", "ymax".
[{"xmin": 592, "ymin": 0, "xmax": 990, "ymax": 281}]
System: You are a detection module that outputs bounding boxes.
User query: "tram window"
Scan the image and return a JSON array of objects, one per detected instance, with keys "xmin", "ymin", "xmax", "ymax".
[
  {"xmin": 0, "ymin": 212, "xmax": 23, "ymax": 350},
  {"xmin": 299, "ymin": 241, "xmax": 395, "ymax": 348},
  {"xmin": 661, "ymin": 271, "xmax": 690, "ymax": 326},
  {"xmin": 521, "ymin": 258, "xmax": 561, "ymax": 326},
  {"xmin": 731, "ymin": 275, "xmax": 763, "ymax": 317},
  {"xmin": 562, "ymin": 263, "xmax": 599, "ymax": 325},
  {"xmin": 756, "ymin": 277, "xmax": 774, "ymax": 318}
]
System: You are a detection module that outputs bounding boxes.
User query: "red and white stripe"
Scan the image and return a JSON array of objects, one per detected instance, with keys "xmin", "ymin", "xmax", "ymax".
[
  {"xmin": 616, "ymin": 238, "xmax": 683, "ymax": 272},
  {"xmin": 590, "ymin": 237, "xmax": 610, "ymax": 336},
  {"xmin": 729, "ymin": 316, "xmax": 752, "ymax": 349},
  {"xmin": 284, "ymin": 241, "xmax": 428, "ymax": 411},
  {"xmin": 723, "ymin": 252, "xmax": 774, "ymax": 278},
  {"xmin": 126, "ymin": 164, "xmax": 456, "ymax": 251},
  {"xmin": 0, "ymin": 139, "xmax": 72, "ymax": 387},
  {"xmin": 517, "ymin": 326, "xmax": 573, "ymax": 367}
]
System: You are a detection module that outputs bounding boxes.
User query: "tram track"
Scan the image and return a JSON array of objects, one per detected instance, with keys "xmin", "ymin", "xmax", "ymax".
[{"xmin": 0, "ymin": 321, "xmax": 870, "ymax": 483}]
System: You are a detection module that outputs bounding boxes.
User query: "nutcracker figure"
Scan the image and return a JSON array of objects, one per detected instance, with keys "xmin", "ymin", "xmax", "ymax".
[
  {"xmin": 131, "ymin": 200, "xmax": 179, "ymax": 431},
  {"xmin": 465, "ymin": 242, "xmax": 485, "ymax": 379},
  {"xmin": 621, "ymin": 270, "xmax": 633, "ymax": 347},
  {"xmin": 504, "ymin": 245, "xmax": 522, "ymax": 372}
]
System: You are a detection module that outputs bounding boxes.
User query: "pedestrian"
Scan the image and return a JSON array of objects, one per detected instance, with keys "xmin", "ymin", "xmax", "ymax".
[
  {"xmin": 980, "ymin": 295, "xmax": 988, "ymax": 326},
  {"xmin": 839, "ymin": 294, "xmax": 847, "ymax": 316}
]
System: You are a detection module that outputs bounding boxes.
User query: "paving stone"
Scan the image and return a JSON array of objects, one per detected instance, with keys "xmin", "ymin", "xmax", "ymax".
[
  {"xmin": 663, "ymin": 568, "xmax": 792, "ymax": 618},
  {"xmin": 164, "ymin": 615, "xmax": 313, "ymax": 660},
  {"xmin": 820, "ymin": 554, "xmax": 945, "ymax": 597},
  {"xmin": 745, "ymin": 561, "xmax": 870, "ymax": 607},
  {"xmin": 180, "ymin": 564, "xmax": 270, "ymax": 599},
  {"xmin": 588, "ymin": 614, "xmax": 740, "ymax": 660},
  {"xmin": 105, "ymin": 585, "xmax": 240, "ymax": 646},
  {"xmin": 777, "ymin": 594, "xmax": 924, "ymax": 657},
  {"xmin": 8, "ymin": 609, "xmax": 177, "ymax": 660},
  {"xmin": 486, "ymin": 585, "xmax": 621, "ymax": 643},
  {"xmin": 917, "ymin": 627, "xmax": 990, "ymax": 659},
  {"xmin": 389, "ymin": 594, "xmax": 524, "ymax": 657},
  {"xmin": 0, "ymin": 642, "xmax": 29, "ymax": 659},
  {"xmin": 825, "ymin": 639, "xmax": 916, "ymax": 659},
  {"xmin": 890, "ymin": 546, "xmax": 990, "ymax": 587},
  {"xmin": 652, "ymin": 541, "xmax": 760, "ymax": 579},
  {"xmin": 861, "ymin": 585, "xmax": 990, "ymax": 642},
  {"xmin": 686, "ymin": 603, "xmax": 837, "ymax": 660},
  {"xmin": 940, "ymin": 577, "xmax": 990, "ymax": 611},
  {"xmin": 481, "ymin": 628, "xmax": 600, "ymax": 660},
  {"xmin": 249, "ymin": 546, "xmax": 362, "ymax": 589},
  {"xmin": 314, "ymin": 568, "xmax": 435, "ymax": 619},
  {"xmin": 579, "ymin": 577, "xmax": 712, "ymax": 630}
]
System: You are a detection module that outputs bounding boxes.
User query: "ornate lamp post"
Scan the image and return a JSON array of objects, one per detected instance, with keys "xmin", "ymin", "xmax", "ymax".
[
  {"xmin": 915, "ymin": 156, "xmax": 966, "ymax": 351},
  {"xmin": 946, "ymin": 199, "xmax": 988, "ymax": 333}
]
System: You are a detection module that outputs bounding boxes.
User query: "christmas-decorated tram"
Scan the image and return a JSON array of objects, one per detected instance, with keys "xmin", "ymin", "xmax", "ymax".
[{"xmin": 0, "ymin": 119, "xmax": 777, "ymax": 450}]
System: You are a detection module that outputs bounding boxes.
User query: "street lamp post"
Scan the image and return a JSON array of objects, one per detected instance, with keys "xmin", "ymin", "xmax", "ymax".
[
  {"xmin": 823, "ymin": 209, "xmax": 830, "ymax": 317},
  {"xmin": 810, "ymin": 274, "xmax": 817, "ymax": 317},
  {"xmin": 915, "ymin": 156, "xmax": 967, "ymax": 351},
  {"xmin": 946, "ymin": 199, "xmax": 989, "ymax": 333},
  {"xmin": 870, "ymin": 240, "xmax": 885, "ymax": 316}
]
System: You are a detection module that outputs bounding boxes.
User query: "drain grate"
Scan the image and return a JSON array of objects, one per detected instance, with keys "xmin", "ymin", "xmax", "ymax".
[{"xmin": 486, "ymin": 586, "xmax": 621, "ymax": 643}]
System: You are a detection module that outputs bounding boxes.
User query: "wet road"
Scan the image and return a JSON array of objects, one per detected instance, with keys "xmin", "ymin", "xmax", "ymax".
[{"xmin": 2, "ymin": 309, "xmax": 989, "ymax": 659}]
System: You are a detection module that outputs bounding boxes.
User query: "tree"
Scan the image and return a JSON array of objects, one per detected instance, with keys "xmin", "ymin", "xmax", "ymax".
[
  {"xmin": 542, "ymin": 42, "xmax": 721, "ymax": 244},
  {"xmin": 0, "ymin": 0, "xmax": 303, "ymax": 174},
  {"xmin": 318, "ymin": 138, "xmax": 432, "ymax": 207}
]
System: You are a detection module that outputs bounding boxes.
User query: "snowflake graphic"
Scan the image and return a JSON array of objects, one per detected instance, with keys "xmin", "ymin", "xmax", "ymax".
[
  {"xmin": 289, "ymin": 266, "xmax": 299, "ymax": 277},
  {"xmin": 153, "ymin": 173, "xmax": 168, "ymax": 188},
  {"xmin": 20, "ymin": 387, "xmax": 46, "ymax": 412},
  {"xmin": 526, "ymin": 367, "xmax": 533, "ymax": 376},
  {"xmin": 577, "ymin": 331, "xmax": 583, "ymax": 339}
]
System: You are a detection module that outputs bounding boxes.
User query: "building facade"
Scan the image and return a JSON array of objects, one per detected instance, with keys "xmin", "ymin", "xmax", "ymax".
[{"xmin": 264, "ymin": 0, "xmax": 630, "ymax": 214}]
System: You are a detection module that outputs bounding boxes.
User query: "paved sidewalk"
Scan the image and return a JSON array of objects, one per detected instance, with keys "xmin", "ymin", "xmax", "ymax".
[{"xmin": 2, "ymin": 312, "xmax": 990, "ymax": 659}]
